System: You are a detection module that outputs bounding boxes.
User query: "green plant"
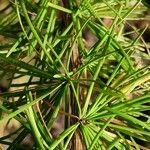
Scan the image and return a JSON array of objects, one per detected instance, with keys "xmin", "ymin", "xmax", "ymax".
[{"xmin": 0, "ymin": 0, "xmax": 150, "ymax": 149}]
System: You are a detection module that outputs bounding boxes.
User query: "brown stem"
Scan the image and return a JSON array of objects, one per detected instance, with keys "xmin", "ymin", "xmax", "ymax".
[{"xmin": 44, "ymin": 100, "xmax": 79, "ymax": 121}]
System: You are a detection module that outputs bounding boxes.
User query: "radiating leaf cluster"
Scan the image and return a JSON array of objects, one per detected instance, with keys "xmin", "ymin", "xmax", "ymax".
[{"xmin": 0, "ymin": 0, "xmax": 150, "ymax": 149}]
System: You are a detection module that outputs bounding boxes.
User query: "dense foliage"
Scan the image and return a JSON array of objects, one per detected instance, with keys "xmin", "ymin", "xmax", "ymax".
[{"xmin": 0, "ymin": 0, "xmax": 150, "ymax": 149}]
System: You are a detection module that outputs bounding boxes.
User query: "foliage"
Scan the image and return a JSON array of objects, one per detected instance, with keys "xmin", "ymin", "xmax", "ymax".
[{"xmin": 0, "ymin": 0, "xmax": 150, "ymax": 149}]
